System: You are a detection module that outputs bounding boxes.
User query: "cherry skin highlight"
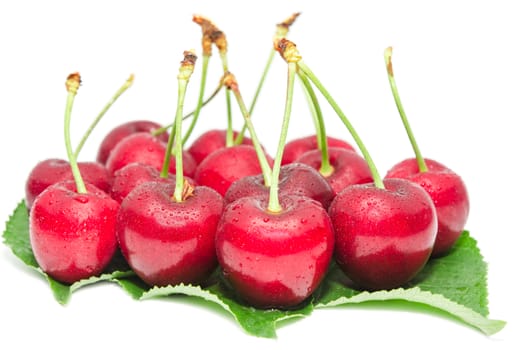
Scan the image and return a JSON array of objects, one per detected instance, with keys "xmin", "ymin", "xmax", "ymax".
[
  {"xmin": 282, "ymin": 134, "xmax": 354, "ymax": 165},
  {"xmin": 216, "ymin": 194, "xmax": 335, "ymax": 309},
  {"xmin": 97, "ymin": 120, "xmax": 169, "ymax": 165},
  {"xmin": 187, "ymin": 128, "xmax": 254, "ymax": 165},
  {"xmin": 25, "ymin": 158, "xmax": 111, "ymax": 209},
  {"xmin": 116, "ymin": 181, "xmax": 224, "ymax": 286},
  {"xmin": 296, "ymin": 147, "xmax": 373, "ymax": 195},
  {"xmin": 328, "ymin": 178, "xmax": 437, "ymax": 291},
  {"xmin": 194, "ymin": 144, "xmax": 273, "ymax": 196},
  {"xmin": 385, "ymin": 158, "xmax": 469, "ymax": 257},
  {"xmin": 29, "ymin": 181, "xmax": 119, "ymax": 284},
  {"xmin": 224, "ymin": 162, "xmax": 334, "ymax": 209},
  {"xmin": 105, "ymin": 132, "xmax": 197, "ymax": 177}
]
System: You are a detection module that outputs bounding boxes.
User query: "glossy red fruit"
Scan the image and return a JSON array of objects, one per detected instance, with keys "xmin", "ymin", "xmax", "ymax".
[
  {"xmin": 110, "ymin": 163, "xmax": 173, "ymax": 203},
  {"xmin": 105, "ymin": 132, "xmax": 197, "ymax": 177},
  {"xmin": 25, "ymin": 158, "xmax": 111, "ymax": 208},
  {"xmin": 97, "ymin": 120, "xmax": 169, "ymax": 165},
  {"xmin": 282, "ymin": 134, "xmax": 355, "ymax": 165},
  {"xmin": 385, "ymin": 158, "xmax": 469, "ymax": 257},
  {"xmin": 328, "ymin": 178, "xmax": 437, "ymax": 291},
  {"xmin": 116, "ymin": 182, "xmax": 224, "ymax": 286},
  {"xmin": 224, "ymin": 162, "xmax": 334, "ymax": 209},
  {"xmin": 194, "ymin": 144, "xmax": 273, "ymax": 196},
  {"xmin": 296, "ymin": 147, "xmax": 373, "ymax": 195},
  {"xmin": 187, "ymin": 129, "xmax": 254, "ymax": 165},
  {"xmin": 216, "ymin": 195, "xmax": 335, "ymax": 309},
  {"xmin": 29, "ymin": 181, "xmax": 119, "ymax": 284}
]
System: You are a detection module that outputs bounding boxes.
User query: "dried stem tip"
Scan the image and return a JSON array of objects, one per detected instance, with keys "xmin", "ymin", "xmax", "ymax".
[
  {"xmin": 275, "ymin": 12, "xmax": 301, "ymax": 40},
  {"xmin": 222, "ymin": 71, "xmax": 239, "ymax": 92},
  {"xmin": 125, "ymin": 74, "xmax": 135, "ymax": 88},
  {"xmin": 275, "ymin": 38, "xmax": 302, "ymax": 63},
  {"xmin": 65, "ymin": 72, "xmax": 81, "ymax": 94},
  {"xmin": 181, "ymin": 179, "xmax": 195, "ymax": 201},
  {"xmin": 385, "ymin": 46, "xmax": 394, "ymax": 77},
  {"xmin": 192, "ymin": 15, "xmax": 227, "ymax": 55},
  {"xmin": 178, "ymin": 50, "xmax": 198, "ymax": 80}
]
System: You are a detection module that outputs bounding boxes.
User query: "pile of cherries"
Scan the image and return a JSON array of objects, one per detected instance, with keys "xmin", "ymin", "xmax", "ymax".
[{"xmin": 24, "ymin": 15, "xmax": 469, "ymax": 309}]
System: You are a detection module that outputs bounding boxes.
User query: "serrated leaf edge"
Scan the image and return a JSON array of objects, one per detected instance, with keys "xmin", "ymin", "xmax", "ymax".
[{"xmin": 315, "ymin": 286, "xmax": 506, "ymax": 335}]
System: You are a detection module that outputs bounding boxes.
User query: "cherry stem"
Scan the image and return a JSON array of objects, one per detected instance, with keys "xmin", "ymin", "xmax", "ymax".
[
  {"xmin": 64, "ymin": 73, "xmax": 87, "ymax": 194},
  {"xmin": 165, "ymin": 51, "xmax": 196, "ymax": 201},
  {"xmin": 268, "ymin": 61, "xmax": 297, "ymax": 213},
  {"xmin": 234, "ymin": 47, "xmax": 275, "ymax": 145},
  {"xmin": 74, "ymin": 74, "xmax": 134, "ymax": 159},
  {"xmin": 296, "ymin": 69, "xmax": 334, "ymax": 176},
  {"xmin": 234, "ymin": 12, "xmax": 301, "ymax": 146},
  {"xmin": 220, "ymin": 52, "xmax": 234, "ymax": 147},
  {"xmin": 224, "ymin": 73, "xmax": 272, "ymax": 186},
  {"xmin": 181, "ymin": 54, "xmax": 210, "ymax": 146},
  {"xmin": 297, "ymin": 60, "xmax": 385, "ymax": 189},
  {"xmin": 151, "ymin": 82, "xmax": 223, "ymax": 137},
  {"xmin": 384, "ymin": 47, "xmax": 428, "ymax": 172}
]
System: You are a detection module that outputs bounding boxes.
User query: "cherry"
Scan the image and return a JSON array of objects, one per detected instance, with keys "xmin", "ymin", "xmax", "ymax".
[
  {"xmin": 385, "ymin": 159, "xmax": 469, "ymax": 256},
  {"xmin": 194, "ymin": 144, "xmax": 272, "ymax": 196},
  {"xmin": 25, "ymin": 75, "xmax": 133, "ymax": 209},
  {"xmin": 194, "ymin": 73, "xmax": 275, "ymax": 197},
  {"xmin": 105, "ymin": 132, "xmax": 197, "ymax": 177},
  {"xmin": 116, "ymin": 51, "xmax": 224, "ymax": 286},
  {"xmin": 224, "ymin": 162, "xmax": 334, "ymax": 209},
  {"xmin": 328, "ymin": 178, "xmax": 437, "ymax": 290},
  {"xmin": 187, "ymin": 128, "xmax": 253, "ymax": 164},
  {"xmin": 296, "ymin": 147, "xmax": 373, "ymax": 195},
  {"xmin": 282, "ymin": 134, "xmax": 354, "ymax": 165},
  {"xmin": 110, "ymin": 162, "xmax": 173, "ymax": 203},
  {"xmin": 383, "ymin": 47, "xmax": 469, "ymax": 257},
  {"xmin": 29, "ymin": 73, "xmax": 119, "ymax": 284},
  {"xmin": 25, "ymin": 158, "xmax": 111, "ymax": 208},
  {"xmin": 216, "ymin": 45, "xmax": 334, "ymax": 308},
  {"xmin": 289, "ymin": 39, "xmax": 437, "ymax": 290},
  {"xmin": 97, "ymin": 120, "xmax": 169, "ymax": 165}
]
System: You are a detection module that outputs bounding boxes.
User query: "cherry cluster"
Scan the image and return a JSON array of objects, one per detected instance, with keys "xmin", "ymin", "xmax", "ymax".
[{"xmin": 25, "ymin": 14, "xmax": 469, "ymax": 309}]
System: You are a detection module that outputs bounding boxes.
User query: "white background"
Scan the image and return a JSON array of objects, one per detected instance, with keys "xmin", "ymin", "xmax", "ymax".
[{"xmin": 0, "ymin": 0, "xmax": 525, "ymax": 348}]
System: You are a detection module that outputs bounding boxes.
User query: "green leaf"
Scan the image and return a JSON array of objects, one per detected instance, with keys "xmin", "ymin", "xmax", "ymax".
[
  {"xmin": 118, "ymin": 271, "xmax": 313, "ymax": 338},
  {"xmin": 3, "ymin": 200, "xmax": 506, "ymax": 337},
  {"xmin": 314, "ymin": 232, "xmax": 506, "ymax": 335},
  {"xmin": 2, "ymin": 200, "xmax": 134, "ymax": 304}
]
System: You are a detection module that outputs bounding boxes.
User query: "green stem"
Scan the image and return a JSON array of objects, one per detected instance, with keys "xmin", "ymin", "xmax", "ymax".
[
  {"xmin": 296, "ymin": 69, "xmax": 334, "ymax": 177},
  {"xmin": 297, "ymin": 61, "xmax": 385, "ymax": 189},
  {"xmin": 384, "ymin": 47, "xmax": 428, "ymax": 172},
  {"xmin": 220, "ymin": 52, "xmax": 234, "ymax": 147},
  {"xmin": 234, "ymin": 46, "xmax": 275, "ymax": 145},
  {"xmin": 74, "ymin": 75, "xmax": 133, "ymax": 159},
  {"xmin": 229, "ymin": 80, "xmax": 272, "ymax": 186},
  {"xmin": 151, "ymin": 82, "xmax": 223, "ymax": 137},
  {"xmin": 182, "ymin": 55, "xmax": 210, "ymax": 146},
  {"xmin": 297, "ymin": 73, "xmax": 321, "ymax": 149},
  {"xmin": 172, "ymin": 77, "xmax": 190, "ymax": 202},
  {"xmin": 64, "ymin": 79, "xmax": 87, "ymax": 194},
  {"xmin": 268, "ymin": 62, "xmax": 296, "ymax": 212}
]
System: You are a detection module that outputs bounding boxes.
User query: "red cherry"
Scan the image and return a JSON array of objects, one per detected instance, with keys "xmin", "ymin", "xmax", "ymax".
[
  {"xmin": 25, "ymin": 158, "xmax": 111, "ymax": 209},
  {"xmin": 296, "ymin": 147, "xmax": 373, "ymax": 195},
  {"xmin": 224, "ymin": 162, "xmax": 334, "ymax": 209},
  {"xmin": 116, "ymin": 182, "xmax": 224, "ymax": 286},
  {"xmin": 97, "ymin": 120, "xmax": 169, "ymax": 165},
  {"xmin": 105, "ymin": 132, "xmax": 196, "ymax": 177},
  {"xmin": 328, "ymin": 178, "xmax": 437, "ymax": 290},
  {"xmin": 29, "ymin": 181, "xmax": 119, "ymax": 284},
  {"xmin": 385, "ymin": 158, "xmax": 469, "ymax": 257},
  {"xmin": 216, "ymin": 194, "xmax": 334, "ymax": 308},
  {"xmin": 194, "ymin": 144, "xmax": 273, "ymax": 196},
  {"xmin": 187, "ymin": 129, "xmax": 254, "ymax": 165},
  {"xmin": 282, "ymin": 134, "xmax": 354, "ymax": 165}
]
